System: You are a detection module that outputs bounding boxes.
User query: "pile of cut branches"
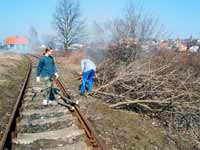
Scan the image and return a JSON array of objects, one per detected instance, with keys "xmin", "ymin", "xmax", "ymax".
[{"xmin": 95, "ymin": 50, "xmax": 200, "ymax": 130}]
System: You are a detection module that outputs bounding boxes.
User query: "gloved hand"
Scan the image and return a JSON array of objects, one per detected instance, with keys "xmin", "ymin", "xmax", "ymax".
[
  {"xmin": 55, "ymin": 72, "xmax": 59, "ymax": 79},
  {"xmin": 36, "ymin": 77, "xmax": 40, "ymax": 83},
  {"xmin": 79, "ymin": 71, "xmax": 83, "ymax": 76}
]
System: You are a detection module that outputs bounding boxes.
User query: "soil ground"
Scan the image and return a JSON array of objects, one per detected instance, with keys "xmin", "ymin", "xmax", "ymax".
[
  {"xmin": 0, "ymin": 52, "xmax": 196, "ymax": 150},
  {"xmin": 55, "ymin": 54, "xmax": 181, "ymax": 150}
]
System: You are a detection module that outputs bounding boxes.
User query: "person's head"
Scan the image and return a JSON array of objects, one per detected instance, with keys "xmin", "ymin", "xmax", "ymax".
[
  {"xmin": 44, "ymin": 47, "xmax": 53, "ymax": 56},
  {"xmin": 82, "ymin": 55, "xmax": 90, "ymax": 60}
]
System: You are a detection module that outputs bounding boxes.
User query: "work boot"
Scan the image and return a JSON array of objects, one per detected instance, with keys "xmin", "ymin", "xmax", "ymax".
[
  {"xmin": 50, "ymin": 100, "xmax": 58, "ymax": 106},
  {"xmin": 42, "ymin": 100, "xmax": 48, "ymax": 106},
  {"xmin": 85, "ymin": 92, "xmax": 92, "ymax": 97},
  {"xmin": 88, "ymin": 92, "xmax": 93, "ymax": 96},
  {"xmin": 80, "ymin": 93, "xmax": 85, "ymax": 96},
  {"xmin": 48, "ymin": 100, "xmax": 53, "ymax": 105}
]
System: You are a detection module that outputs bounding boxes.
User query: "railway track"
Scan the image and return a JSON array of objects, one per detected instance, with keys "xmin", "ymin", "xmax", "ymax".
[{"xmin": 0, "ymin": 55, "xmax": 108, "ymax": 150}]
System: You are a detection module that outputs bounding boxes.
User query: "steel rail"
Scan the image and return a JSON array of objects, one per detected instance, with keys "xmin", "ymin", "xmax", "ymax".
[
  {"xmin": 0, "ymin": 56, "xmax": 32, "ymax": 150},
  {"xmin": 30, "ymin": 54, "xmax": 109, "ymax": 150},
  {"xmin": 55, "ymin": 79, "xmax": 109, "ymax": 150}
]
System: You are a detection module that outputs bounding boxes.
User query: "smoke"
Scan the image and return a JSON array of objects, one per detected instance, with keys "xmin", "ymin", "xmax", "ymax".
[{"xmin": 0, "ymin": 47, "xmax": 35, "ymax": 54}]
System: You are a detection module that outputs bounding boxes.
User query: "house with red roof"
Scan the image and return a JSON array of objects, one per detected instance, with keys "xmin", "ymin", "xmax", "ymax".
[{"xmin": 6, "ymin": 37, "xmax": 29, "ymax": 49}]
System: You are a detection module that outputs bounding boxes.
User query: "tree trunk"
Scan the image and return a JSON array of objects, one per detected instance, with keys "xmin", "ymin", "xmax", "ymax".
[{"xmin": 64, "ymin": 43, "xmax": 68, "ymax": 52}]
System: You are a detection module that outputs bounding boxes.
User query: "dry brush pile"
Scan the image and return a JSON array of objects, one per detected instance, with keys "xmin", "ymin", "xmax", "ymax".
[{"xmin": 95, "ymin": 48, "xmax": 200, "ymax": 136}]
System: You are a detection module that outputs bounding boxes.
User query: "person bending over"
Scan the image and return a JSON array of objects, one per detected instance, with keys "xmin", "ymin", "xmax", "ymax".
[{"xmin": 80, "ymin": 58, "xmax": 96, "ymax": 96}]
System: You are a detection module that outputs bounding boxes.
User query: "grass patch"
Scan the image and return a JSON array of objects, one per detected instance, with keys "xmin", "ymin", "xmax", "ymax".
[{"xmin": 0, "ymin": 55, "xmax": 29, "ymax": 136}]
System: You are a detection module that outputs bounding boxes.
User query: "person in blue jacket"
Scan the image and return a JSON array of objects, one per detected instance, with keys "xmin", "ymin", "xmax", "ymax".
[
  {"xmin": 80, "ymin": 58, "xmax": 96, "ymax": 96},
  {"xmin": 36, "ymin": 47, "xmax": 59, "ymax": 105}
]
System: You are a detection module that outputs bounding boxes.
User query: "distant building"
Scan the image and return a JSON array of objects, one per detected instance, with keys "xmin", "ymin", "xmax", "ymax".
[
  {"xmin": 175, "ymin": 39, "xmax": 187, "ymax": 52},
  {"xmin": 68, "ymin": 43, "xmax": 85, "ymax": 51},
  {"xmin": 189, "ymin": 46, "xmax": 199, "ymax": 52},
  {"xmin": 160, "ymin": 41, "xmax": 169, "ymax": 49},
  {"xmin": 119, "ymin": 37, "xmax": 139, "ymax": 45},
  {"xmin": 6, "ymin": 37, "xmax": 29, "ymax": 49}
]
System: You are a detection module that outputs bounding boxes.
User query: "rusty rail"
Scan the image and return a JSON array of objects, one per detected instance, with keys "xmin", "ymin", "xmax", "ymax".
[
  {"xmin": 30, "ymin": 54, "xmax": 109, "ymax": 150},
  {"xmin": 56, "ymin": 79, "xmax": 109, "ymax": 150},
  {"xmin": 0, "ymin": 56, "xmax": 32, "ymax": 150}
]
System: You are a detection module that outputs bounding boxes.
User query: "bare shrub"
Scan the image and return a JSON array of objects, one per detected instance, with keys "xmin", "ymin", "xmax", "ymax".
[{"xmin": 95, "ymin": 51, "xmax": 200, "ymax": 149}]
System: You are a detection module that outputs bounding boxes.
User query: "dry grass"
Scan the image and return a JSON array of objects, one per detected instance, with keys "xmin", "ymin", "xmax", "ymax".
[
  {"xmin": 66, "ymin": 50, "xmax": 87, "ymax": 64},
  {"xmin": 96, "ymin": 50, "xmax": 200, "ymax": 149},
  {"xmin": 0, "ymin": 53, "xmax": 29, "ymax": 139}
]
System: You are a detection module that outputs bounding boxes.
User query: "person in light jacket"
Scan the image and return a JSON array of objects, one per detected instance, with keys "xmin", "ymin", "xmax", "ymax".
[
  {"xmin": 80, "ymin": 58, "xmax": 96, "ymax": 96},
  {"xmin": 36, "ymin": 47, "xmax": 59, "ymax": 105}
]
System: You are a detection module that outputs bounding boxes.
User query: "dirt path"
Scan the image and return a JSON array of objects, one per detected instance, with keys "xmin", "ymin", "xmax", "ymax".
[{"xmin": 55, "ymin": 55, "xmax": 179, "ymax": 150}]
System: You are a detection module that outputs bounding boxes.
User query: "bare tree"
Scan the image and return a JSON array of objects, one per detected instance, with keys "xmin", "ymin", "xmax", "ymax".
[
  {"xmin": 53, "ymin": 0, "xmax": 85, "ymax": 51},
  {"xmin": 105, "ymin": 0, "xmax": 162, "ymax": 43},
  {"xmin": 93, "ymin": 0, "xmax": 168, "ymax": 63}
]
